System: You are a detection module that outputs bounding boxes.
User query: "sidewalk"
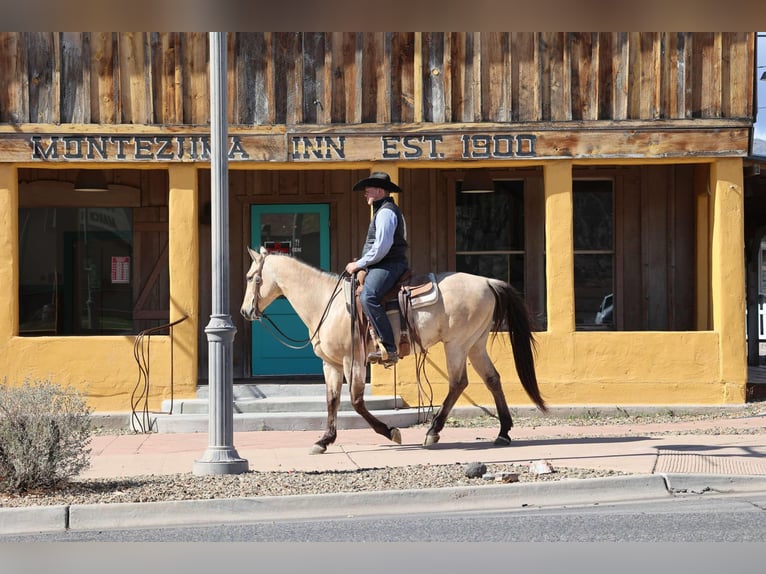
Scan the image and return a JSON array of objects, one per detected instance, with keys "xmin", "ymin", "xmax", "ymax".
[{"xmin": 84, "ymin": 414, "xmax": 766, "ymax": 478}]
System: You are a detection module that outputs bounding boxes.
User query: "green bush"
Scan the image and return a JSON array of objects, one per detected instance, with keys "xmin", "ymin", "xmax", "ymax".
[{"xmin": 0, "ymin": 378, "xmax": 92, "ymax": 493}]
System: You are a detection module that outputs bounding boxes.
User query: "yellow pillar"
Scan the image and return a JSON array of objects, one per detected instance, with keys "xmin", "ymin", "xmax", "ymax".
[
  {"xmin": 543, "ymin": 161, "xmax": 575, "ymax": 334},
  {"xmin": 168, "ymin": 164, "xmax": 199, "ymax": 394},
  {"xmin": 0, "ymin": 164, "xmax": 18, "ymax": 341},
  {"xmin": 710, "ymin": 158, "xmax": 747, "ymax": 399}
]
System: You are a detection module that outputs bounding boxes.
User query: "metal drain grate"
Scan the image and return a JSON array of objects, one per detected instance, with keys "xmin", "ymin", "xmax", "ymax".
[{"xmin": 655, "ymin": 449, "xmax": 766, "ymax": 475}]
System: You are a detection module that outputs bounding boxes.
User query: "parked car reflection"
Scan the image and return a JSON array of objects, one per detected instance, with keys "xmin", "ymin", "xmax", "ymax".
[{"xmin": 595, "ymin": 293, "xmax": 613, "ymax": 325}]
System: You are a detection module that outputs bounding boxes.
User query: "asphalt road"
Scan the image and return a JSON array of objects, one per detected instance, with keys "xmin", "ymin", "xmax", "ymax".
[{"xmin": 4, "ymin": 492, "xmax": 765, "ymax": 543}]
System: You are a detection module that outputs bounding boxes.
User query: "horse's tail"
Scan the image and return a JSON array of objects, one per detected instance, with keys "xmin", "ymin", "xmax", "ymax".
[{"xmin": 489, "ymin": 280, "xmax": 547, "ymax": 413}]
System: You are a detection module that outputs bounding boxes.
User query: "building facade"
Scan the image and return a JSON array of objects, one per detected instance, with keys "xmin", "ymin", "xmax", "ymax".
[{"xmin": 0, "ymin": 32, "xmax": 756, "ymax": 412}]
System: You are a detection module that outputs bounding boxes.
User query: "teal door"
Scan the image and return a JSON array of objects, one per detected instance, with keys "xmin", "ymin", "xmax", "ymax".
[{"xmin": 250, "ymin": 204, "xmax": 330, "ymax": 376}]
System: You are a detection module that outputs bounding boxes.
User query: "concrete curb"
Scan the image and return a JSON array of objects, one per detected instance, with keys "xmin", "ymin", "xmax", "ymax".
[
  {"xmin": 4, "ymin": 474, "xmax": 766, "ymax": 536},
  {"xmin": 0, "ymin": 505, "xmax": 69, "ymax": 535},
  {"xmin": 65, "ymin": 475, "xmax": 670, "ymax": 531},
  {"xmin": 661, "ymin": 473, "xmax": 766, "ymax": 494}
]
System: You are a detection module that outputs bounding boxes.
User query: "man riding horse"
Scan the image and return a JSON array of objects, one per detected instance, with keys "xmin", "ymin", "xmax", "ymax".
[{"xmin": 344, "ymin": 172, "xmax": 408, "ymax": 368}]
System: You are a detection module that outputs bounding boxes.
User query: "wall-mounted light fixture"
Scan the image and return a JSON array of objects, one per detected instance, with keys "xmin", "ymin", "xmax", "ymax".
[
  {"xmin": 460, "ymin": 170, "xmax": 494, "ymax": 194},
  {"xmin": 74, "ymin": 170, "xmax": 108, "ymax": 192}
]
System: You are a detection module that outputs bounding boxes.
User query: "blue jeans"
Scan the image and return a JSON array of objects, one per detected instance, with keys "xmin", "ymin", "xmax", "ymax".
[{"xmin": 360, "ymin": 260, "xmax": 409, "ymax": 353}]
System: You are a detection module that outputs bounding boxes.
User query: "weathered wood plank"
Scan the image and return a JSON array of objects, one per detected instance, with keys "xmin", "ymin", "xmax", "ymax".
[
  {"xmin": 391, "ymin": 32, "xmax": 415, "ymax": 123},
  {"xmin": 27, "ymin": 32, "xmax": 57, "ymax": 123},
  {"xmin": 60, "ymin": 32, "xmax": 90, "ymax": 123},
  {"xmin": 694, "ymin": 32, "xmax": 722, "ymax": 118},
  {"xmin": 378, "ymin": 33, "xmax": 391, "ymax": 124},
  {"xmin": 610, "ymin": 32, "xmax": 629, "ymax": 120},
  {"xmin": 241, "ymin": 32, "xmax": 274, "ymax": 125},
  {"xmin": 450, "ymin": 32, "xmax": 467, "ymax": 122},
  {"xmin": 319, "ymin": 33, "xmax": 333, "ymax": 125},
  {"xmin": 636, "ymin": 32, "xmax": 661, "ymax": 120},
  {"xmin": 273, "ymin": 32, "xmax": 302, "ymax": 125},
  {"xmin": 650, "ymin": 32, "xmax": 662, "ymax": 120},
  {"xmin": 721, "ymin": 32, "xmax": 752, "ymax": 118},
  {"xmin": 329, "ymin": 32, "xmax": 346, "ymax": 123},
  {"xmin": 540, "ymin": 32, "xmax": 568, "ymax": 121},
  {"xmin": 344, "ymin": 32, "xmax": 363, "ymax": 123},
  {"xmin": 443, "ymin": 32, "xmax": 453, "ymax": 122},
  {"xmin": 361, "ymin": 33, "xmax": 388, "ymax": 123},
  {"xmin": 181, "ymin": 32, "xmax": 208, "ymax": 125},
  {"xmin": 572, "ymin": 33, "xmax": 598, "ymax": 121},
  {"xmin": 301, "ymin": 32, "xmax": 326, "ymax": 124},
  {"xmin": 663, "ymin": 33, "xmax": 679, "ymax": 119},
  {"xmin": 423, "ymin": 32, "xmax": 446, "ymax": 122},
  {"xmin": 481, "ymin": 32, "xmax": 509, "ymax": 122},
  {"xmin": 514, "ymin": 32, "xmax": 540, "ymax": 122},
  {"xmin": 118, "ymin": 32, "xmax": 152, "ymax": 124},
  {"xmin": 150, "ymin": 33, "xmax": 180, "ymax": 125},
  {"xmin": 225, "ymin": 33, "xmax": 237, "ymax": 126},
  {"xmin": 597, "ymin": 32, "xmax": 612, "ymax": 120},
  {"xmin": 0, "ymin": 32, "xmax": 29, "ymax": 123},
  {"xmin": 451, "ymin": 32, "xmax": 480, "ymax": 122},
  {"xmin": 89, "ymin": 32, "xmax": 117, "ymax": 124}
]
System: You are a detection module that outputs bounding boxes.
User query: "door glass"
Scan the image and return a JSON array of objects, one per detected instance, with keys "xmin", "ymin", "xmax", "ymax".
[
  {"xmin": 250, "ymin": 204, "xmax": 329, "ymax": 376},
  {"xmin": 259, "ymin": 211, "xmax": 323, "ymax": 267}
]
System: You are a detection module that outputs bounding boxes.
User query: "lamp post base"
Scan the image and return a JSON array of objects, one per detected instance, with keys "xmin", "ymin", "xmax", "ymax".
[{"xmin": 193, "ymin": 446, "xmax": 249, "ymax": 475}]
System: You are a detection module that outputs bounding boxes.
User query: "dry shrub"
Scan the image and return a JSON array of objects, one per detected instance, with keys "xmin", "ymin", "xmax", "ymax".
[{"xmin": 0, "ymin": 378, "xmax": 92, "ymax": 493}]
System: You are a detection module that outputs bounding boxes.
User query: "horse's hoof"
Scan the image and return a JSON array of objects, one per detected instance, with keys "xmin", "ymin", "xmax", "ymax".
[
  {"xmin": 494, "ymin": 435, "xmax": 511, "ymax": 446},
  {"xmin": 310, "ymin": 443, "xmax": 327, "ymax": 455},
  {"xmin": 389, "ymin": 427, "xmax": 402, "ymax": 444},
  {"xmin": 423, "ymin": 433, "xmax": 440, "ymax": 447}
]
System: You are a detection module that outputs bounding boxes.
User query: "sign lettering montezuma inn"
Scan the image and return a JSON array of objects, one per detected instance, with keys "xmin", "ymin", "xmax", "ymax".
[{"xmin": 0, "ymin": 126, "xmax": 749, "ymax": 163}]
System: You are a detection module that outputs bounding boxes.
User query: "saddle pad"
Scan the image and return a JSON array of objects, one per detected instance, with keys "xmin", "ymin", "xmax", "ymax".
[{"xmin": 405, "ymin": 273, "xmax": 439, "ymax": 309}]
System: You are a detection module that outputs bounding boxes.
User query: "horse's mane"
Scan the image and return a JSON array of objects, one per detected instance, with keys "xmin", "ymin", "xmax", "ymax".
[{"xmin": 268, "ymin": 252, "xmax": 340, "ymax": 283}]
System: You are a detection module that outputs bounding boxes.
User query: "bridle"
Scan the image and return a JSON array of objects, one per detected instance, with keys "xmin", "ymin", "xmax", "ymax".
[
  {"xmin": 246, "ymin": 251, "xmax": 267, "ymax": 320},
  {"xmin": 248, "ymin": 251, "xmax": 347, "ymax": 350}
]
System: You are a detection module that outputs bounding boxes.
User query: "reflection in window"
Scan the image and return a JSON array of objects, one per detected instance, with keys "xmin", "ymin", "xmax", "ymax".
[
  {"xmin": 455, "ymin": 179, "xmax": 525, "ymax": 292},
  {"xmin": 573, "ymin": 180, "xmax": 614, "ymax": 329},
  {"xmin": 19, "ymin": 207, "xmax": 134, "ymax": 335}
]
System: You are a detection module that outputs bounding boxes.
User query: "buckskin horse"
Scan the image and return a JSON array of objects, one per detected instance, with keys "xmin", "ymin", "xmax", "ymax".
[{"xmin": 240, "ymin": 246, "xmax": 547, "ymax": 454}]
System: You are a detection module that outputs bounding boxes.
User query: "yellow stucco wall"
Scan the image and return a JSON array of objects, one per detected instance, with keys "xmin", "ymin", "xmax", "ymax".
[
  {"xmin": 0, "ymin": 164, "xmax": 198, "ymax": 412},
  {"xmin": 371, "ymin": 158, "xmax": 748, "ymax": 407},
  {"xmin": 372, "ymin": 330, "xmax": 746, "ymax": 408}
]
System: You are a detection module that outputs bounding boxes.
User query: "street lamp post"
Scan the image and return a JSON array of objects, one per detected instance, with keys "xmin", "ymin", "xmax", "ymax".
[{"xmin": 193, "ymin": 32, "xmax": 248, "ymax": 475}]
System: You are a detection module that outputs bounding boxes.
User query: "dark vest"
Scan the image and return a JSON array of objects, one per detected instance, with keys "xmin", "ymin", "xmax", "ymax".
[{"xmin": 361, "ymin": 197, "xmax": 408, "ymax": 266}]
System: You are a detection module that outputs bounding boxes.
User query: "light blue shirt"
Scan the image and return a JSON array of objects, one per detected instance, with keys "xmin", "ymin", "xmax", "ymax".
[{"xmin": 355, "ymin": 208, "xmax": 398, "ymax": 269}]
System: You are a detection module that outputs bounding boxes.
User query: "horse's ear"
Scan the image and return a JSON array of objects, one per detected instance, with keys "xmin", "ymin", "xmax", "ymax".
[{"xmin": 247, "ymin": 246, "xmax": 258, "ymax": 260}]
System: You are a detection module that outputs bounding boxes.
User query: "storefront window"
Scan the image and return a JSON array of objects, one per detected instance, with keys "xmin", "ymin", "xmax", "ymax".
[
  {"xmin": 19, "ymin": 207, "xmax": 134, "ymax": 335},
  {"xmin": 455, "ymin": 179, "xmax": 525, "ymax": 292},
  {"xmin": 573, "ymin": 180, "xmax": 614, "ymax": 330}
]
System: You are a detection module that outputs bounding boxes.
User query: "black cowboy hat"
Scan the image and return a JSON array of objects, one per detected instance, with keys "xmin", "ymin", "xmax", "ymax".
[{"xmin": 352, "ymin": 172, "xmax": 403, "ymax": 193}]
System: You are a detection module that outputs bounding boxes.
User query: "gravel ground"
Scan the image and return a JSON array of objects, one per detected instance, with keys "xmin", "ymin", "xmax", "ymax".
[{"xmin": 1, "ymin": 404, "xmax": 765, "ymax": 509}]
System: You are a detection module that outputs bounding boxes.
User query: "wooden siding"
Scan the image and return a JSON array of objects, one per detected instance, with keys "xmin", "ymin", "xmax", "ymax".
[{"xmin": 0, "ymin": 32, "xmax": 755, "ymax": 127}]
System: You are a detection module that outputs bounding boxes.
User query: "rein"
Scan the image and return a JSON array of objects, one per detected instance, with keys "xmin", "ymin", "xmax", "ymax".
[{"xmin": 252, "ymin": 253, "xmax": 347, "ymax": 350}]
